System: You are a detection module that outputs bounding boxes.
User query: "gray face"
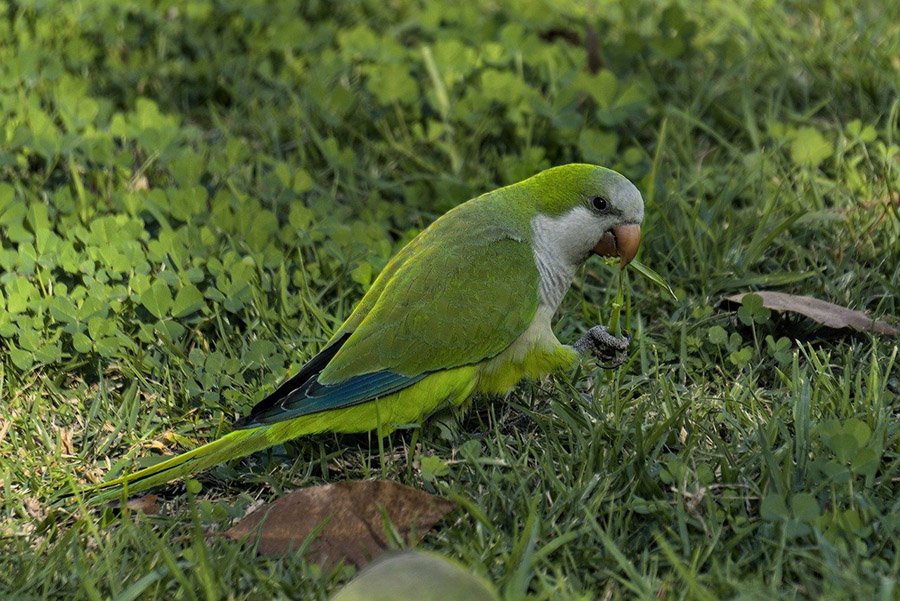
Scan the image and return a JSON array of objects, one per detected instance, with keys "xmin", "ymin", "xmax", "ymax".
[
  {"xmin": 528, "ymin": 166, "xmax": 645, "ymax": 310},
  {"xmin": 538, "ymin": 171, "xmax": 645, "ymax": 266},
  {"xmin": 590, "ymin": 170, "xmax": 645, "ymax": 227}
]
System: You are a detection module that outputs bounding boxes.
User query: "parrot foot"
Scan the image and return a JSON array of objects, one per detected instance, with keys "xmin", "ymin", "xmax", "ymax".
[{"xmin": 574, "ymin": 325, "xmax": 632, "ymax": 369}]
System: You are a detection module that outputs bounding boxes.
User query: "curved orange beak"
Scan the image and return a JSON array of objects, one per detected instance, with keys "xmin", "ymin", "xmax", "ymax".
[{"xmin": 592, "ymin": 224, "xmax": 641, "ymax": 267}]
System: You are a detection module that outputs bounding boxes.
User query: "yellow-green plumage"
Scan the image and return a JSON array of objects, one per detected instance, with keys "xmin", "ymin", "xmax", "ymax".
[
  {"xmin": 85, "ymin": 368, "xmax": 481, "ymax": 500},
  {"xmin": 80, "ymin": 164, "xmax": 643, "ymax": 503}
]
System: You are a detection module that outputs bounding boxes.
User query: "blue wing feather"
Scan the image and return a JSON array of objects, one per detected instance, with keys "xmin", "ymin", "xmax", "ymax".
[
  {"xmin": 237, "ymin": 370, "xmax": 426, "ymax": 427},
  {"xmin": 234, "ymin": 333, "xmax": 427, "ymax": 429}
]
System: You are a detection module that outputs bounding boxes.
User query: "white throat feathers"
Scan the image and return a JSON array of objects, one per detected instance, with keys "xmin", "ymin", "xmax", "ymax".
[{"xmin": 530, "ymin": 206, "xmax": 598, "ymax": 312}]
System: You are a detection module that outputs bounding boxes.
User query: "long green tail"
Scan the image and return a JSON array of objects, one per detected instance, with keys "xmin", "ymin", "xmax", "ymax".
[{"xmin": 79, "ymin": 427, "xmax": 273, "ymax": 505}]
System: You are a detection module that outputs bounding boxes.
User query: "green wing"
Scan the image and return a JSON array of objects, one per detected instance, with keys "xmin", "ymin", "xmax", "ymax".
[{"xmin": 319, "ymin": 198, "xmax": 540, "ymax": 384}]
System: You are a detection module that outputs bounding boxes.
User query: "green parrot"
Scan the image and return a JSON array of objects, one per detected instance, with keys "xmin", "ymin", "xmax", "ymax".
[{"xmin": 83, "ymin": 163, "xmax": 643, "ymax": 502}]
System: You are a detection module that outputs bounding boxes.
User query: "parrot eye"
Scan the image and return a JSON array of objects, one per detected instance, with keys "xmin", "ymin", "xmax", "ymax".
[{"xmin": 590, "ymin": 196, "xmax": 609, "ymax": 212}]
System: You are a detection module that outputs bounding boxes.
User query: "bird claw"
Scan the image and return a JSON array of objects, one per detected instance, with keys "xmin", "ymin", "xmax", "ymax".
[{"xmin": 574, "ymin": 325, "xmax": 632, "ymax": 369}]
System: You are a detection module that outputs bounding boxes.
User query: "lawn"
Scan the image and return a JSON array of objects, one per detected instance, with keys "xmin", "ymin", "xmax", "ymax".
[{"xmin": 1, "ymin": 1, "xmax": 898, "ymax": 599}]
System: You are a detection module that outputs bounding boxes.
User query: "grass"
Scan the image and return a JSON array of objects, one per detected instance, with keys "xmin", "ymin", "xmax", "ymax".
[{"xmin": 1, "ymin": 0, "xmax": 899, "ymax": 599}]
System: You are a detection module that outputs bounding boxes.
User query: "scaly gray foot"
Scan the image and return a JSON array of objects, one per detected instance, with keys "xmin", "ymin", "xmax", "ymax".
[{"xmin": 574, "ymin": 325, "xmax": 632, "ymax": 369}]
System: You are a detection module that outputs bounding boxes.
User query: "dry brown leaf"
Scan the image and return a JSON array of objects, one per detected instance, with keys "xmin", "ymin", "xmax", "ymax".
[
  {"xmin": 24, "ymin": 497, "xmax": 44, "ymax": 520},
  {"xmin": 59, "ymin": 428, "xmax": 74, "ymax": 455},
  {"xmin": 125, "ymin": 495, "xmax": 159, "ymax": 514},
  {"xmin": 726, "ymin": 291, "xmax": 898, "ymax": 336},
  {"xmin": 130, "ymin": 174, "xmax": 149, "ymax": 191},
  {"xmin": 225, "ymin": 480, "xmax": 455, "ymax": 568},
  {"xmin": 0, "ymin": 418, "xmax": 11, "ymax": 445}
]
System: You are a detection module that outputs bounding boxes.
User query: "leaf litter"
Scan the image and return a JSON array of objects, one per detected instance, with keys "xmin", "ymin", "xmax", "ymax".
[
  {"xmin": 726, "ymin": 291, "xmax": 897, "ymax": 336},
  {"xmin": 225, "ymin": 480, "xmax": 455, "ymax": 568}
]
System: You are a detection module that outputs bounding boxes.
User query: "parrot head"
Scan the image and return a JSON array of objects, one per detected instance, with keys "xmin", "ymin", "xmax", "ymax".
[{"xmin": 527, "ymin": 164, "xmax": 644, "ymax": 268}]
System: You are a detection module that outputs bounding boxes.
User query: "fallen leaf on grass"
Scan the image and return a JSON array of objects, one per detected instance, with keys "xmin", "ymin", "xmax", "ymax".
[
  {"xmin": 225, "ymin": 480, "xmax": 455, "ymax": 568},
  {"xmin": 125, "ymin": 495, "xmax": 159, "ymax": 514},
  {"xmin": 726, "ymin": 291, "xmax": 898, "ymax": 336},
  {"xmin": 0, "ymin": 417, "xmax": 10, "ymax": 445},
  {"xmin": 331, "ymin": 550, "xmax": 500, "ymax": 601},
  {"xmin": 24, "ymin": 497, "xmax": 44, "ymax": 520}
]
